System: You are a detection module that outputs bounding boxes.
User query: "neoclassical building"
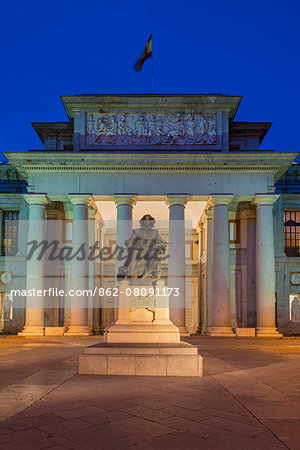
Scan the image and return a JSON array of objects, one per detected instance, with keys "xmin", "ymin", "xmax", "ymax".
[{"xmin": 0, "ymin": 94, "xmax": 300, "ymax": 337}]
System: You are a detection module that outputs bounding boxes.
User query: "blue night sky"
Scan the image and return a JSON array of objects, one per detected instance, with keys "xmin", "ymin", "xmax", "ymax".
[{"xmin": 1, "ymin": 0, "xmax": 299, "ymax": 157}]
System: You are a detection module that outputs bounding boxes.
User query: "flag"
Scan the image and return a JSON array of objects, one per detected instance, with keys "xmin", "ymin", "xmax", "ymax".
[{"xmin": 134, "ymin": 34, "xmax": 152, "ymax": 71}]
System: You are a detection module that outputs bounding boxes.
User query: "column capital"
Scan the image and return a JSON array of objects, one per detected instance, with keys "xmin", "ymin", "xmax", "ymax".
[
  {"xmin": 205, "ymin": 208, "xmax": 213, "ymax": 219},
  {"xmin": 165, "ymin": 195, "xmax": 189, "ymax": 208},
  {"xmin": 252, "ymin": 194, "xmax": 280, "ymax": 207},
  {"xmin": 208, "ymin": 195, "xmax": 233, "ymax": 207},
  {"xmin": 89, "ymin": 209, "xmax": 101, "ymax": 221},
  {"xmin": 113, "ymin": 194, "xmax": 137, "ymax": 208},
  {"xmin": 23, "ymin": 194, "xmax": 50, "ymax": 206},
  {"xmin": 69, "ymin": 194, "xmax": 93, "ymax": 207}
]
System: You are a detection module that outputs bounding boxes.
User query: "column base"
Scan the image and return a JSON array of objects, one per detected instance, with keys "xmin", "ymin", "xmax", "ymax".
[
  {"xmin": 93, "ymin": 326, "xmax": 103, "ymax": 335},
  {"xmin": 18, "ymin": 326, "xmax": 45, "ymax": 336},
  {"xmin": 204, "ymin": 327, "xmax": 236, "ymax": 337},
  {"xmin": 198, "ymin": 325, "xmax": 207, "ymax": 335},
  {"xmin": 255, "ymin": 327, "xmax": 283, "ymax": 338},
  {"xmin": 178, "ymin": 326, "xmax": 190, "ymax": 336},
  {"xmin": 64, "ymin": 326, "xmax": 92, "ymax": 336}
]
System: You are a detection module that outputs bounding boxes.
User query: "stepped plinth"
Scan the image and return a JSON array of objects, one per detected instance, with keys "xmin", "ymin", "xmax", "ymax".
[{"xmin": 79, "ymin": 280, "xmax": 203, "ymax": 377}]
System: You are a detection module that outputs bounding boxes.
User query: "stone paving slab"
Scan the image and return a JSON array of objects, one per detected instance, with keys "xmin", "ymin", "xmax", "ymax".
[{"xmin": 0, "ymin": 336, "xmax": 299, "ymax": 448}]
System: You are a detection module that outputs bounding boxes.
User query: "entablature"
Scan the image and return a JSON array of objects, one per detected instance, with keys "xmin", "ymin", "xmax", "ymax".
[{"xmin": 4, "ymin": 152, "xmax": 297, "ymax": 184}]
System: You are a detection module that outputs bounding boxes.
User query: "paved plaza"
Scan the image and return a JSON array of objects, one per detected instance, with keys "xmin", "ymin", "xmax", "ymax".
[{"xmin": 0, "ymin": 337, "xmax": 299, "ymax": 449}]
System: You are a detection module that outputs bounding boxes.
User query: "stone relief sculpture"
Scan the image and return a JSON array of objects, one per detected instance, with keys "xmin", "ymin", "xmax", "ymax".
[
  {"xmin": 86, "ymin": 112, "xmax": 217, "ymax": 145},
  {"xmin": 87, "ymin": 114, "xmax": 95, "ymax": 134}
]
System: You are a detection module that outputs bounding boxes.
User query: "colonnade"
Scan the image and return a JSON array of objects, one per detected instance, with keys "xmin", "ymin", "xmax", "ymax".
[
  {"xmin": 19, "ymin": 193, "xmax": 281, "ymax": 337},
  {"xmin": 203, "ymin": 194, "xmax": 280, "ymax": 337}
]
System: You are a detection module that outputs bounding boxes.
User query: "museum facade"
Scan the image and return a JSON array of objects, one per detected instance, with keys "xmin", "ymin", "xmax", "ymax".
[{"xmin": 0, "ymin": 94, "xmax": 300, "ymax": 337}]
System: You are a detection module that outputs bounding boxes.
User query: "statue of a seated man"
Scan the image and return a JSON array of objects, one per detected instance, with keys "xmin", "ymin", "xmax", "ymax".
[{"xmin": 118, "ymin": 214, "xmax": 168, "ymax": 283}]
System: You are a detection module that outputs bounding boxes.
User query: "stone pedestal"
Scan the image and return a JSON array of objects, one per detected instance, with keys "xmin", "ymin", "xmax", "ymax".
[
  {"xmin": 104, "ymin": 280, "xmax": 180, "ymax": 344},
  {"xmin": 104, "ymin": 323, "xmax": 180, "ymax": 344},
  {"xmin": 79, "ymin": 342, "xmax": 202, "ymax": 377},
  {"xmin": 79, "ymin": 280, "xmax": 202, "ymax": 376}
]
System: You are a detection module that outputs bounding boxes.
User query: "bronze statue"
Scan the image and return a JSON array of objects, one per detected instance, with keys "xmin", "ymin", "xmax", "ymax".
[{"xmin": 118, "ymin": 214, "xmax": 167, "ymax": 283}]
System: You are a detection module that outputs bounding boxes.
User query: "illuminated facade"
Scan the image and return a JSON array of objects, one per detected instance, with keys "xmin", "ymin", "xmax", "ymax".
[{"xmin": 0, "ymin": 94, "xmax": 299, "ymax": 336}]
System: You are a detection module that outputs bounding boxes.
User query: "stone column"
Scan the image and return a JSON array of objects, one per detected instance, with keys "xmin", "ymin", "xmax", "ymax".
[
  {"xmin": 112, "ymin": 195, "xmax": 136, "ymax": 323},
  {"xmin": 253, "ymin": 195, "xmax": 282, "ymax": 337},
  {"xmin": 241, "ymin": 209, "xmax": 257, "ymax": 328},
  {"xmin": 113, "ymin": 195, "xmax": 136, "ymax": 279},
  {"xmin": 200, "ymin": 207, "xmax": 213, "ymax": 334},
  {"xmin": 44, "ymin": 207, "xmax": 57, "ymax": 328},
  {"xmin": 18, "ymin": 194, "xmax": 49, "ymax": 336},
  {"xmin": 92, "ymin": 215, "xmax": 103, "ymax": 335},
  {"xmin": 206, "ymin": 195, "xmax": 235, "ymax": 336},
  {"xmin": 166, "ymin": 195, "xmax": 188, "ymax": 333},
  {"xmin": 64, "ymin": 196, "xmax": 92, "ymax": 336}
]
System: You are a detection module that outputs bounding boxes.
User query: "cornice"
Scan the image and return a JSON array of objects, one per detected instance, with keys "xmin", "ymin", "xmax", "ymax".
[
  {"xmin": 0, "ymin": 193, "xmax": 23, "ymax": 201},
  {"xmin": 31, "ymin": 122, "xmax": 73, "ymax": 143},
  {"xmin": 229, "ymin": 122, "xmax": 272, "ymax": 144},
  {"xmin": 4, "ymin": 152, "xmax": 298, "ymax": 184},
  {"xmin": 60, "ymin": 94, "xmax": 242, "ymax": 120}
]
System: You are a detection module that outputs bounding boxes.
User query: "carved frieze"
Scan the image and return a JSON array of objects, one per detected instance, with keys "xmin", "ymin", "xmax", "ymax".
[{"xmin": 86, "ymin": 112, "xmax": 216, "ymax": 145}]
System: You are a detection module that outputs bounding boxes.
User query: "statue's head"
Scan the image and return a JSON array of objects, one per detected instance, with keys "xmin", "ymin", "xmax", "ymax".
[{"xmin": 140, "ymin": 214, "xmax": 155, "ymax": 228}]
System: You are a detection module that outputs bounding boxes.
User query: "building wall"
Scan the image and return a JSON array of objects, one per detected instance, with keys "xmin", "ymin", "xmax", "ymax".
[
  {"xmin": 1, "ymin": 185, "xmax": 300, "ymax": 336},
  {"xmin": 1, "ymin": 161, "xmax": 299, "ymax": 335},
  {"xmin": 0, "ymin": 194, "xmax": 27, "ymax": 333},
  {"xmin": 274, "ymin": 195, "xmax": 300, "ymax": 335}
]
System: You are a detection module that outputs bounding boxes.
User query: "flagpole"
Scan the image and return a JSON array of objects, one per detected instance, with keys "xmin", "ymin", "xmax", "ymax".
[
  {"xmin": 151, "ymin": 55, "xmax": 154, "ymax": 94},
  {"xmin": 151, "ymin": 32, "xmax": 154, "ymax": 94}
]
